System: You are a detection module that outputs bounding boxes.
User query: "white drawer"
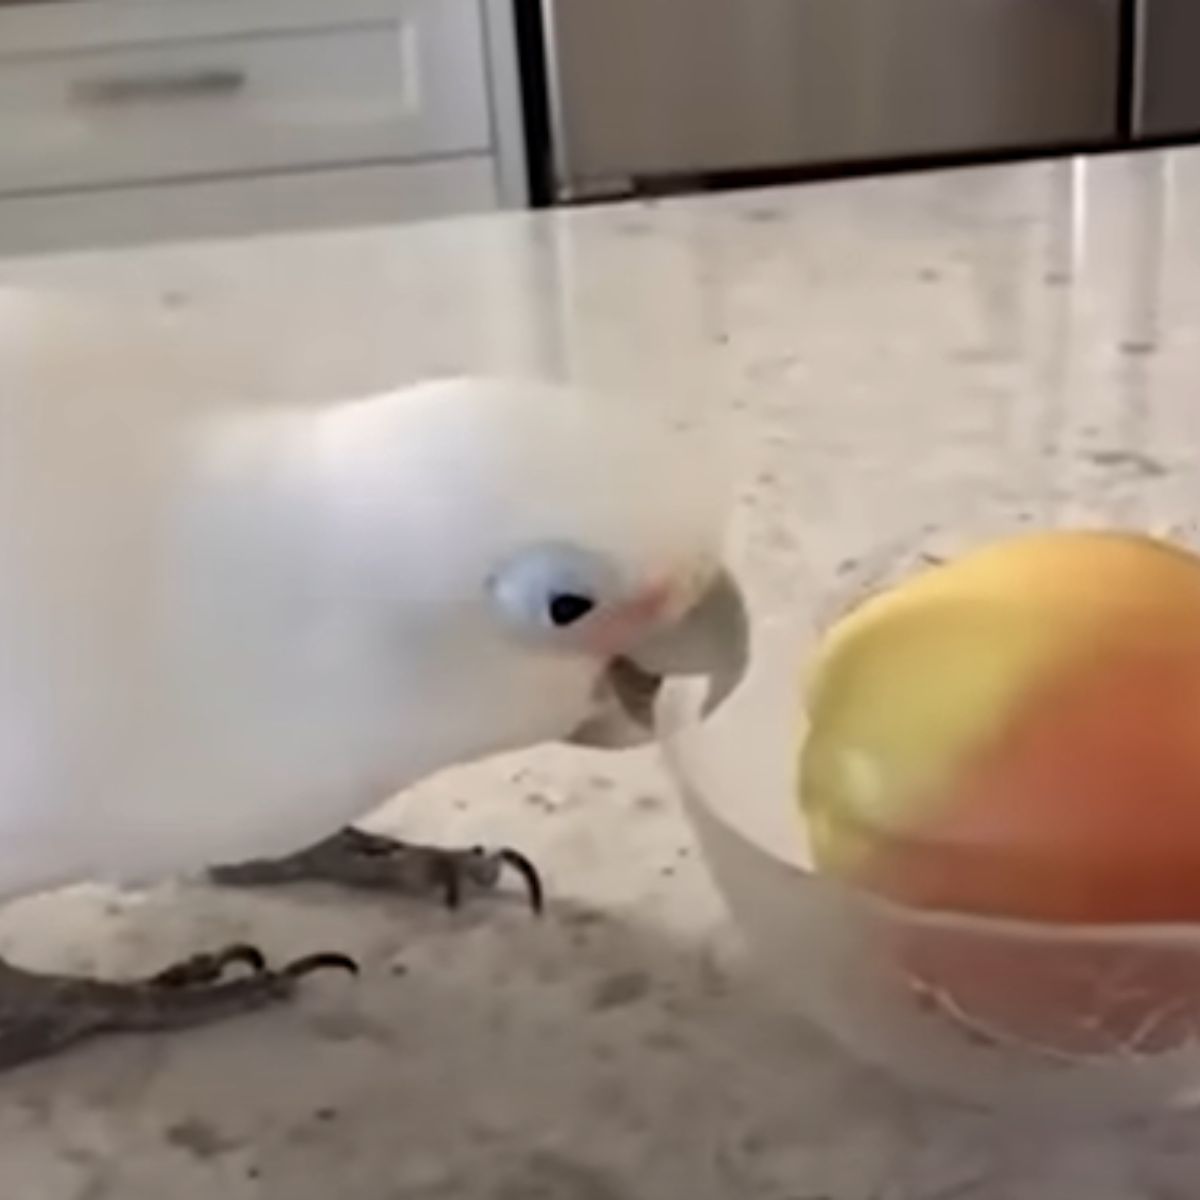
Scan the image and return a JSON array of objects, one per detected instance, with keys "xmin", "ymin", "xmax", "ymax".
[{"xmin": 0, "ymin": 0, "xmax": 490, "ymax": 194}]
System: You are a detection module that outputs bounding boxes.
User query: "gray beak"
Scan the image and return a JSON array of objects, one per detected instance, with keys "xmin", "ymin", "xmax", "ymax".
[{"xmin": 567, "ymin": 568, "xmax": 750, "ymax": 749}]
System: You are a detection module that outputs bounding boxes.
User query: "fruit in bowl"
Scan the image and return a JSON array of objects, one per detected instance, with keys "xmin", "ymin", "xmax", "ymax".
[
  {"xmin": 803, "ymin": 529, "xmax": 1200, "ymax": 925},
  {"xmin": 658, "ymin": 530, "xmax": 1200, "ymax": 1111}
]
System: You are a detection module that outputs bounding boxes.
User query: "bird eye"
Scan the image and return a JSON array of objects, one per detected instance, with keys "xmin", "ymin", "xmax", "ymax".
[
  {"xmin": 547, "ymin": 592, "xmax": 595, "ymax": 627},
  {"xmin": 488, "ymin": 542, "xmax": 619, "ymax": 641}
]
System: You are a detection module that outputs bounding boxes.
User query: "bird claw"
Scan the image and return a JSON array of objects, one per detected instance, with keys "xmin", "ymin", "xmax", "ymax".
[
  {"xmin": 432, "ymin": 845, "xmax": 544, "ymax": 914},
  {"xmin": 0, "ymin": 943, "xmax": 360, "ymax": 1070},
  {"xmin": 211, "ymin": 828, "xmax": 545, "ymax": 914},
  {"xmin": 281, "ymin": 951, "xmax": 360, "ymax": 980},
  {"xmin": 150, "ymin": 943, "xmax": 358, "ymax": 989},
  {"xmin": 150, "ymin": 942, "xmax": 267, "ymax": 988}
]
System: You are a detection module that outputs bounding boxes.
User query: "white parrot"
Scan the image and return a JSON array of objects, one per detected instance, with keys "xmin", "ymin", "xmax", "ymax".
[{"xmin": 0, "ymin": 291, "xmax": 747, "ymax": 1067}]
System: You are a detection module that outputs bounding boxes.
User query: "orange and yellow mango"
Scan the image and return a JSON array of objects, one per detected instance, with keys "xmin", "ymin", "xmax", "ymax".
[
  {"xmin": 803, "ymin": 529, "xmax": 1200, "ymax": 923},
  {"xmin": 800, "ymin": 530, "xmax": 1200, "ymax": 1050}
]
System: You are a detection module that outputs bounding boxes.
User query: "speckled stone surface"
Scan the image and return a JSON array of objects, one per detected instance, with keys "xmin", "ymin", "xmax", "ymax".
[{"xmin": 3, "ymin": 147, "xmax": 1200, "ymax": 1198}]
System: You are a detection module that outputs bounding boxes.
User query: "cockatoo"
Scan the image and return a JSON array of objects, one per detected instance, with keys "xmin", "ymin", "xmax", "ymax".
[{"xmin": 0, "ymin": 291, "xmax": 747, "ymax": 1067}]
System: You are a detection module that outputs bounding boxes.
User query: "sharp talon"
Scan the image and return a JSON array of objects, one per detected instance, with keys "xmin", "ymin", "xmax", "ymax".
[
  {"xmin": 282, "ymin": 952, "xmax": 359, "ymax": 980},
  {"xmin": 499, "ymin": 848, "xmax": 545, "ymax": 915},
  {"xmin": 215, "ymin": 943, "xmax": 268, "ymax": 974},
  {"xmin": 152, "ymin": 943, "xmax": 268, "ymax": 988},
  {"xmin": 434, "ymin": 857, "xmax": 463, "ymax": 910}
]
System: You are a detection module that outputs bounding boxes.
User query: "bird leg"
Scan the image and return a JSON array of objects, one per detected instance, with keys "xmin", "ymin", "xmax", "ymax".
[
  {"xmin": 0, "ymin": 944, "xmax": 355, "ymax": 1070},
  {"xmin": 210, "ymin": 827, "xmax": 544, "ymax": 914}
]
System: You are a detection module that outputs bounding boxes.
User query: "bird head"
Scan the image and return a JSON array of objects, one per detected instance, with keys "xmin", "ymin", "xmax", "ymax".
[{"xmin": 317, "ymin": 377, "xmax": 749, "ymax": 759}]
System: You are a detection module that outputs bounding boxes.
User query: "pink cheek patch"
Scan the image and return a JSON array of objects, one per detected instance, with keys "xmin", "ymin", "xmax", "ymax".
[{"xmin": 583, "ymin": 581, "xmax": 674, "ymax": 657}]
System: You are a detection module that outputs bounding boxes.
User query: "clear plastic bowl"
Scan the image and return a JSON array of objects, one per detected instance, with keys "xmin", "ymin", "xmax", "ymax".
[{"xmin": 656, "ymin": 613, "xmax": 1200, "ymax": 1116}]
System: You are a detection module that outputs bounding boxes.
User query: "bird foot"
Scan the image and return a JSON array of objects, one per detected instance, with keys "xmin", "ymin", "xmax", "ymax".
[
  {"xmin": 210, "ymin": 827, "xmax": 544, "ymax": 913},
  {"xmin": 0, "ymin": 944, "xmax": 356, "ymax": 1069}
]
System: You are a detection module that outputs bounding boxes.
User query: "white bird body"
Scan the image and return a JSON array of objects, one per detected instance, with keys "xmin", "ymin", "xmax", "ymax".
[{"xmin": 0, "ymin": 292, "xmax": 730, "ymax": 901}]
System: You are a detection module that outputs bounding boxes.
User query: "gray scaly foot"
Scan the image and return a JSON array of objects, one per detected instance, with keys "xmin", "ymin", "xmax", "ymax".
[
  {"xmin": 210, "ymin": 827, "xmax": 544, "ymax": 913},
  {"xmin": 0, "ymin": 944, "xmax": 355, "ymax": 1069}
]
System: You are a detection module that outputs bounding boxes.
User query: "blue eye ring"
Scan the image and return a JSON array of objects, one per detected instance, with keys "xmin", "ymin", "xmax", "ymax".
[{"xmin": 488, "ymin": 541, "xmax": 621, "ymax": 638}]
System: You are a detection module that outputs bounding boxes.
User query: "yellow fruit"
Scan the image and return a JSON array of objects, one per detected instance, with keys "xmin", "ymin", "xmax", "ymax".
[
  {"xmin": 800, "ymin": 530, "xmax": 1200, "ymax": 1052},
  {"xmin": 803, "ymin": 529, "xmax": 1200, "ymax": 923}
]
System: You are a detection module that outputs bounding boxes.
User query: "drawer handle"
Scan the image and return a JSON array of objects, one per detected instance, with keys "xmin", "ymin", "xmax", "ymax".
[{"xmin": 70, "ymin": 68, "xmax": 246, "ymax": 106}]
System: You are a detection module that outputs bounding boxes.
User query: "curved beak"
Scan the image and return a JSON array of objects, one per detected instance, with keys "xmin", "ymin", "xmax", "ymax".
[{"xmin": 567, "ymin": 567, "xmax": 750, "ymax": 749}]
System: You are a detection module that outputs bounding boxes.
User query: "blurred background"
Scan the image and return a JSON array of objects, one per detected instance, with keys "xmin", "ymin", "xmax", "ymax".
[{"xmin": 0, "ymin": 0, "xmax": 1197, "ymax": 256}]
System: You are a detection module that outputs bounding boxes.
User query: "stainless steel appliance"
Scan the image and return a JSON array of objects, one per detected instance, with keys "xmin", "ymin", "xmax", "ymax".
[
  {"xmin": 534, "ymin": 0, "xmax": 1123, "ymax": 201},
  {"xmin": 1131, "ymin": 0, "xmax": 1200, "ymax": 138}
]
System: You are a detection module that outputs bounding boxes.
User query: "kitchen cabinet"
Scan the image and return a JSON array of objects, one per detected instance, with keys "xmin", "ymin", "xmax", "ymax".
[{"xmin": 0, "ymin": 0, "xmax": 526, "ymax": 254}]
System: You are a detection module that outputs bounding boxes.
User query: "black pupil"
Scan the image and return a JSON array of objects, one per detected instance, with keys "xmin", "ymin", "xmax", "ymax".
[{"xmin": 548, "ymin": 593, "xmax": 595, "ymax": 627}]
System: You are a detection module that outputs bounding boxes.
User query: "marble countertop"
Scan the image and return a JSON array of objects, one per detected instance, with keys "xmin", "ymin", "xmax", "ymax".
[{"xmin": 3, "ymin": 145, "xmax": 1200, "ymax": 1199}]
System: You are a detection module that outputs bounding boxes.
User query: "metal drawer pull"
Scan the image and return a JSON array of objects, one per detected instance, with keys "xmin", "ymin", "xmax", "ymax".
[{"xmin": 70, "ymin": 68, "xmax": 246, "ymax": 106}]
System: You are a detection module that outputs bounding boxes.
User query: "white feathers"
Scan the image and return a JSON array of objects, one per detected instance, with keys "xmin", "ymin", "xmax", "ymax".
[{"xmin": 0, "ymin": 292, "xmax": 726, "ymax": 899}]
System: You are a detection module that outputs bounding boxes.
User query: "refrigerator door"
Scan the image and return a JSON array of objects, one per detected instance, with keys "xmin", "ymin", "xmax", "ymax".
[
  {"xmin": 1133, "ymin": 0, "xmax": 1200, "ymax": 138},
  {"xmin": 542, "ymin": 0, "xmax": 1121, "ymax": 197}
]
